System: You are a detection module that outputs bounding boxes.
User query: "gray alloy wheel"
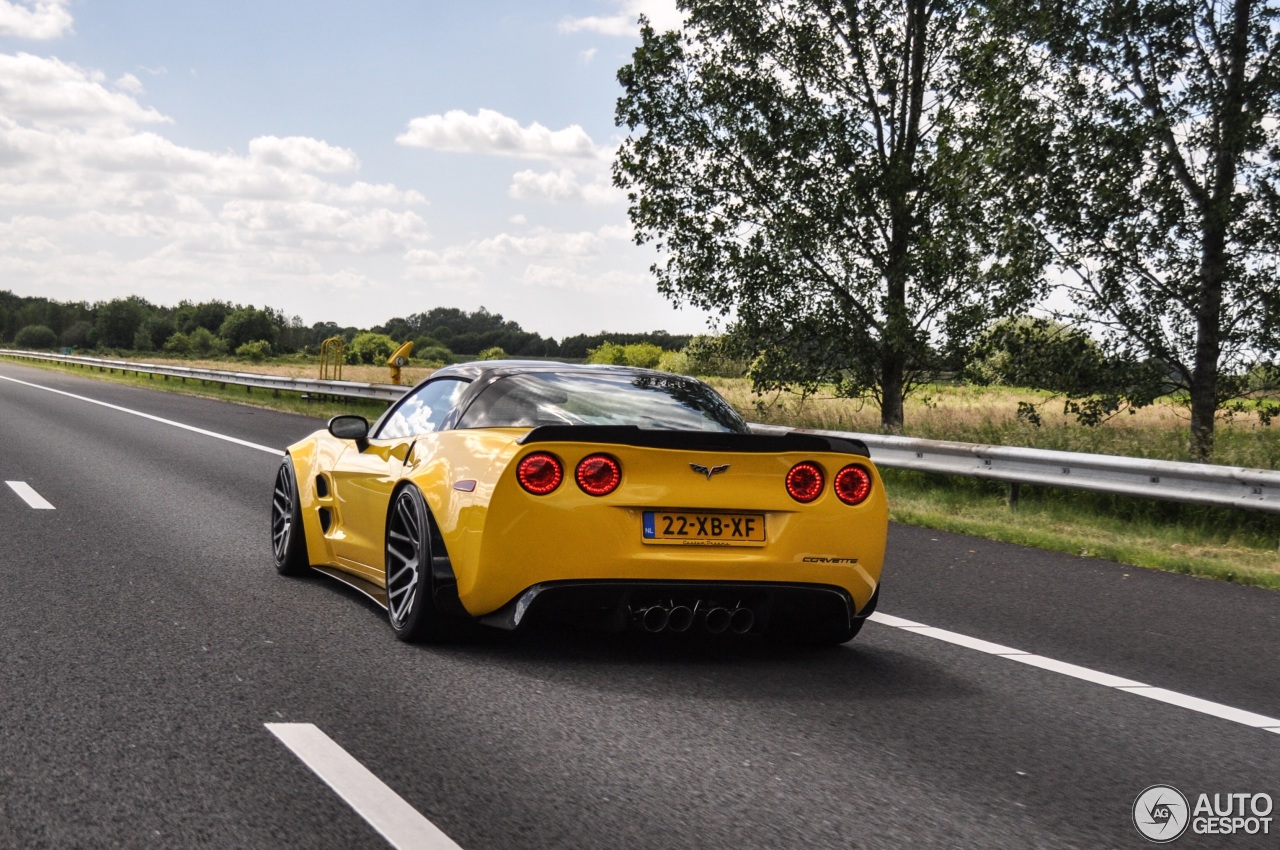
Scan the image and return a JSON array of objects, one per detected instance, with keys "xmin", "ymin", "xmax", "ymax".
[
  {"xmin": 384, "ymin": 486, "xmax": 465, "ymax": 642},
  {"xmin": 271, "ymin": 457, "xmax": 309, "ymax": 576}
]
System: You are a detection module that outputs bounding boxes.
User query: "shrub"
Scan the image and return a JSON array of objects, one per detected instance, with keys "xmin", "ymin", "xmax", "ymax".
[
  {"xmin": 236, "ymin": 339, "xmax": 272, "ymax": 362},
  {"xmin": 346, "ymin": 332, "xmax": 397, "ymax": 365},
  {"xmin": 622, "ymin": 342, "xmax": 663, "ymax": 369},
  {"xmin": 414, "ymin": 344, "xmax": 452, "ymax": 366},
  {"xmin": 478, "ymin": 346, "xmax": 507, "ymax": 360},
  {"xmin": 163, "ymin": 332, "xmax": 192, "ymax": 355},
  {"xmin": 683, "ymin": 336, "xmax": 748, "ymax": 377},
  {"xmin": 585, "ymin": 341, "xmax": 627, "ymax": 365},
  {"xmin": 189, "ymin": 326, "xmax": 226, "ymax": 357},
  {"xmin": 14, "ymin": 324, "xmax": 58, "ymax": 350},
  {"xmin": 657, "ymin": 350, "xmax": 690, "ymax": 374}
]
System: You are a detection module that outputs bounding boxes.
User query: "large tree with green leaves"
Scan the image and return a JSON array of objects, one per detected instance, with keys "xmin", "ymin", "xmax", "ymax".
[
  {"xmin": 614, "ymin": 0, "xmax": 1048, "ymax": 429},
  {"xmin": 998, "ymin": 0, "xmax": 1280, "ymax": 461}
]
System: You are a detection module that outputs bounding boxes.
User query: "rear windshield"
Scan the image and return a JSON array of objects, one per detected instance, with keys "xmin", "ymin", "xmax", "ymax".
[{"xmin": 456, "ymin": 371, "xmax": 750, "ymax": 433}]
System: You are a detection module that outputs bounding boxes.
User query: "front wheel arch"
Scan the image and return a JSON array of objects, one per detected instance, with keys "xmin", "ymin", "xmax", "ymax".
[{"xmin": 383, "ymin": 484, "xmax": 470, "ymax": 642}]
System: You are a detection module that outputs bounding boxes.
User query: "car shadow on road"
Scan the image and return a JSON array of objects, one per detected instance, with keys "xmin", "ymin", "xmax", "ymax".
[
  {"xmin": 294, "ymin": 572, "xmax": 976, "ymax": 705},
  {"xmin": 432, "ymin": 624, "xmax": 978, "ymax": 706}
]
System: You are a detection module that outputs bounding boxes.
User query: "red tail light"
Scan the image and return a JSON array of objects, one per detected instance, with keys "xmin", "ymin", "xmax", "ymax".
[
  {"xmin": 576, "ymin": 454, "xmax": 622, "ymax": 496},
  {"xmin": 834, "ymin": 464, "xmax": 873, "ymax": 505},
  {"xmin": 517, "ymin": 452, "xmax": 563, "ymax": 495},
  {"xmin": 785, "ymin": 461, "xmax": 824, "ymax": 502}
]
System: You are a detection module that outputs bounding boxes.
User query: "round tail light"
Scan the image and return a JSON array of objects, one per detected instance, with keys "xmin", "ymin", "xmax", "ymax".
[
  {"xmin": 785, "ymin": 461, "xmax": 824, "ymax": 502},
  {"xmin": 517, "ymin": 452, "xmax": 563, "ymax": 495},
  {"xmin": 576, "ymin": 454, "xmax": 622, "ymax": 496},
  {"xmin": 834, "ymin": 464, "xmax": 873, "ymax": 505}
]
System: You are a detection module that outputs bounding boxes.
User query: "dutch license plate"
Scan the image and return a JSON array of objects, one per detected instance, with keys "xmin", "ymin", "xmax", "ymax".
[{"xmin": 642, "ymin": 511, "xmax": 766, "ymax": 546}]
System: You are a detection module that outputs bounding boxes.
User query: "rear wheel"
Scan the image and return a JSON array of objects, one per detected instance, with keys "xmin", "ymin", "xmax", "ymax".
[
  {"xmin": 271, "ymin": 457, "xmax": 309, "ymax": 576},
  {"xmin": 384, "ymin": 486, "xmax": 468, "ymax": 642}
]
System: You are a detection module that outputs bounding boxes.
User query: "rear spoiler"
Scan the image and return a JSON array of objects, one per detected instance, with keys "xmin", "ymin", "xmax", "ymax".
[{"xmin": 517, "ymin": 425, "xmax": 869, "ymax": 457}]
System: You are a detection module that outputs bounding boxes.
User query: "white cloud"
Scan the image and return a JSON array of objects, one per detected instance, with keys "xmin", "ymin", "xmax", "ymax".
[
  {"xmin": 0, "ymin": 53, "xmax": 169, "ymax": 129},
  {"xmin": 0, "ymin": 48, "xmax": 435, "ymax": 320},
  {"xmin": 249, "ymin": 135, "xmax": 360, "ymax": 174},
  {"xmin": 396, "ymin": 108, "xmax": 607, "ymax": 161},
  {"xmin": 559, "ymin": 0, "xmax": 682, "ymax": 37},
  {"xmin": 114, "ymin": 73, "xmax": 143, "ymax": 94},
  {"xmin": 508, "ymin": 168, "xmax": 622, "ymax": 204},
  {"xmin": 0, "ymin": 0, "xmax": 72, "ymax": 41}
]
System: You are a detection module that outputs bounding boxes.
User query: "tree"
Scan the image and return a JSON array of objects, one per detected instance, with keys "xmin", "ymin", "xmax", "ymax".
[
  {"xmin": 219, "ymin": 307, "xmax": 279, "ymax": 350},
  {"xmin": 14, "ymin": 324, "xmax": 57, "ymax": 350},
  {"xmin": 95, "ymin": 298, "xmax": 147, "ymax": 349},
  {"xmin": 614, "ymin": 1, "xmax": 1047, "ymax": 429},
  {"xmin": 998, "ymin": 0, "xmax": 1280, "ymax": 460}
]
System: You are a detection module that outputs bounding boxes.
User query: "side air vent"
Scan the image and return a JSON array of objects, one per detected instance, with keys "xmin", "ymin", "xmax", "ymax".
[
  {"xmin": 318, "ymin": 507, "xmax": 332, "ymax": 534},
  {"xmin": 315, "ymin": 475, "xmax": 330, "ymax": 498}
]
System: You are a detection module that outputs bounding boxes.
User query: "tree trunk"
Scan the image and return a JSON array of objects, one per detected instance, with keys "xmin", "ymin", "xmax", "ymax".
[{"xmin": 1190, "ymin": 224, "xmax": 1225, "ymax": 462}]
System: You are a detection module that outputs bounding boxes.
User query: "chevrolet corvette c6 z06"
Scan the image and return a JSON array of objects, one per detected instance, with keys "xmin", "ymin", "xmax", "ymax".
[{"xmin": 271, "ymin": 361, "xmax": 886, "ymax": 644}]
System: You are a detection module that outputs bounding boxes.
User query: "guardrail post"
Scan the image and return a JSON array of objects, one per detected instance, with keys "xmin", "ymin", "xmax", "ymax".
[{"xmin": 1007, "ymin": 482, "xmax": 1021, "ymax": 509}]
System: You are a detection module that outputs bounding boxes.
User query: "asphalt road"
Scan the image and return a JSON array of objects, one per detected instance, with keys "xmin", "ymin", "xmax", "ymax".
[{"xmin": 0, "ymin": 360, "xmax": 1276, "ymax": 850}]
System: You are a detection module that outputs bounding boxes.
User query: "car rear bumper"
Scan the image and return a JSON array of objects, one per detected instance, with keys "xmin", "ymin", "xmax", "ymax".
[{"xmin": 477, "ymin": 579, "xmax": 877, "ymax": 639}]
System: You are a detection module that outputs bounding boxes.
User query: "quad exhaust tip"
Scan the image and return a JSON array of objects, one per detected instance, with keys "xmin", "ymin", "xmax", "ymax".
[{"xmin": 633, "ymin": 602, "xmax": 754, "ymax": 635}]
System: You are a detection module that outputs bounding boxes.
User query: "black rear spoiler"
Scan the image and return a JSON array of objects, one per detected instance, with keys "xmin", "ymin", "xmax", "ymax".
[{"xmin": 517, "ymin": 425, "xmax": 869, "ymax": 457}]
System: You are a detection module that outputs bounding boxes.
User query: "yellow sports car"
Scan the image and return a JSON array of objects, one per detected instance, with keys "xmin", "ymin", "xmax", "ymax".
[{"xmin": 271, "ymin": 361, "xmax": 886, "ymax": 644}]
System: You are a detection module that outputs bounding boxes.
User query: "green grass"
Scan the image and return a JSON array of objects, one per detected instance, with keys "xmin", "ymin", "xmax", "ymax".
[
  {"xmin": 1, "ymin": 353, "xmax": 390, "ymax": 422},
  {"xmin": 8, "ymin": 352, "xmax": 1279, "ymax": 589}
]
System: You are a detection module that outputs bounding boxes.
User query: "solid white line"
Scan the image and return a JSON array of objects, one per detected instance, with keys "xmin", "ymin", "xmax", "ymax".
[
  {"xmin": 0, "ymin": 374, "xmax": 282, "ymax": 455},
  {"xmin": 1113, "ymin": 686, "xmax": 1280, "ymax": 729},
  {"xmin": 6, "ymin": 481, "xmax": 55, "ymax": 510},
  {"xmin": 266, "ymin": 723, "xmax": 464, "ymax": 850},
  {"xmin": 869, "ymin": 612, "xmax": 1280, "ymax": 735}
]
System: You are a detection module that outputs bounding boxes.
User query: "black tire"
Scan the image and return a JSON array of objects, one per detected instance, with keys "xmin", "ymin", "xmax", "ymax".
[
  {"xmin": 384, "ymin": 486, "xmax": 468, "ymax": 643},
  {"xmin": 271, "ymin": 457, "xmax": 309, "ymax": 576}
]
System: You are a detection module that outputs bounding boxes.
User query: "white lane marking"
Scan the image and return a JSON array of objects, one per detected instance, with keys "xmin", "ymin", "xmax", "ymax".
[
  {"xmin": 6, "ymin": 481, "xmax": 55, "ymax": 510},
  {"xmin": 0, "ymin": 374, "xmax": 282, "ymax": 456},
  {"xmin": 868, "ymin": 612, "xmax": 1280, "ymax": 734},
  {"xmin": 266, "ymin": 723, "xmax": 464, "ymax": 850}
]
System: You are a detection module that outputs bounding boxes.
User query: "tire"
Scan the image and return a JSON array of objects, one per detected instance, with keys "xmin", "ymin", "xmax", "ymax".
[
  {"xmin": 271, "ymin": 457, "xmax": 310, "ymax": 576},
  {"xmin": 384, "ymin": 486, "xmax": 468, "ymax": 643}
]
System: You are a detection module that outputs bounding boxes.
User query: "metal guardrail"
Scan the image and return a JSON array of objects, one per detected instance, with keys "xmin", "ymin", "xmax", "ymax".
[
  {"xmin": 751, "ymin": 424, "xmax": 1280, "ymax": 515},
  {"xmin": 0, "ymin": 349, "xmax": 405, "ymax": 402},
  {"xmin": 6, "ymin": 348, "xmax": 1280, "ymax": 514}
]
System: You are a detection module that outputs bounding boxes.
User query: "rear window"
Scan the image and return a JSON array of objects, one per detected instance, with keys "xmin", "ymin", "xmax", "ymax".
[{"xmin": 456, "ymin": 371, "xmax": 750, "ymax": 433}]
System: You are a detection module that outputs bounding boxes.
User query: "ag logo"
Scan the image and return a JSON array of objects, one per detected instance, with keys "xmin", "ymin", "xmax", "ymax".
[{"xmin": 1134, "ymin": 785, "xmax": 1190, "ymax": 843}]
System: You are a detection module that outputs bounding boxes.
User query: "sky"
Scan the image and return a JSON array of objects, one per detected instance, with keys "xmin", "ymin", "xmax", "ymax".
[{"xmin": 0, "ymin": 0, "xmax": 710, "ymax": 339}]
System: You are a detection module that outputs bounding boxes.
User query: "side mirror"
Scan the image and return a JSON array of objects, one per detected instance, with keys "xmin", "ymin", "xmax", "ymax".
[{"xmin": 328, "ymin": 415, "xmax": 370, "ymax": 451}]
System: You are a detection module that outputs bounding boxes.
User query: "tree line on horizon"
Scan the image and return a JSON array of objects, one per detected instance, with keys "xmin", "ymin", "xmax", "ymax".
[{"xmin": 0, "ymin": 290, "xmax": 693, "ymax": 364}]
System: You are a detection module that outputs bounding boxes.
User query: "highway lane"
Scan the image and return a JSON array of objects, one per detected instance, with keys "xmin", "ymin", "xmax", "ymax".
[{"xmin": 1, "ymin": 360, "xmax": 1276, "ymax": 849}]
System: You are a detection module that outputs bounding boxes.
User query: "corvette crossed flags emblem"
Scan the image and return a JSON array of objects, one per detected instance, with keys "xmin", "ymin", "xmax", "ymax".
[{"xmin": 690, "ymin": 463, "xmax": 730, "ymax": 480}]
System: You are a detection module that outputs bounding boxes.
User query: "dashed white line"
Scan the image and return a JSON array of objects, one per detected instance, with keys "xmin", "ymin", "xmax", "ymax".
[
  {"xmin": 6, "ymin": 481, "xmax": 55, "ymax": 510},
  {"xmin": 266, "ymin": 723, "xmax": 464, "ymax": 850},
  {"xmin": 868, "ymin": 612, "xmax": 1280, "ymax": 735},
  {"xmin": 0, "ymin": 374, "xmax": 282, "ymax": 455}
]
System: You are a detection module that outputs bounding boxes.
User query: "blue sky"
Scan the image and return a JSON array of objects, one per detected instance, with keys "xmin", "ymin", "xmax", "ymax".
[{"xmin": 0, "ymin": 0, "xmax": 707, "ymax": 339}]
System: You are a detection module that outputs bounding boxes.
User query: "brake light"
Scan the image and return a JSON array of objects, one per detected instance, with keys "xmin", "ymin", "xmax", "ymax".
[
  {"xmin": 517, "ymin": 452, "xmax": 563, "ymax": 495},
  {"xmin": 785, "ymin": 461, "xmax": 824, "ymax": 502},
  {"xmin": 834, "ymin": 464, "xmax": 873, "ymax": 505},
  {"xmin": 576, "ymin": 454, "xmax": 622, "ymax": 496}
]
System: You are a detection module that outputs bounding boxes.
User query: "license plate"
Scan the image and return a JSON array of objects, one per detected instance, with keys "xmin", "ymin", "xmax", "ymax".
[{"xmin": 642, "ymin": 511, "xmax": 766, "ymax": 546}]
